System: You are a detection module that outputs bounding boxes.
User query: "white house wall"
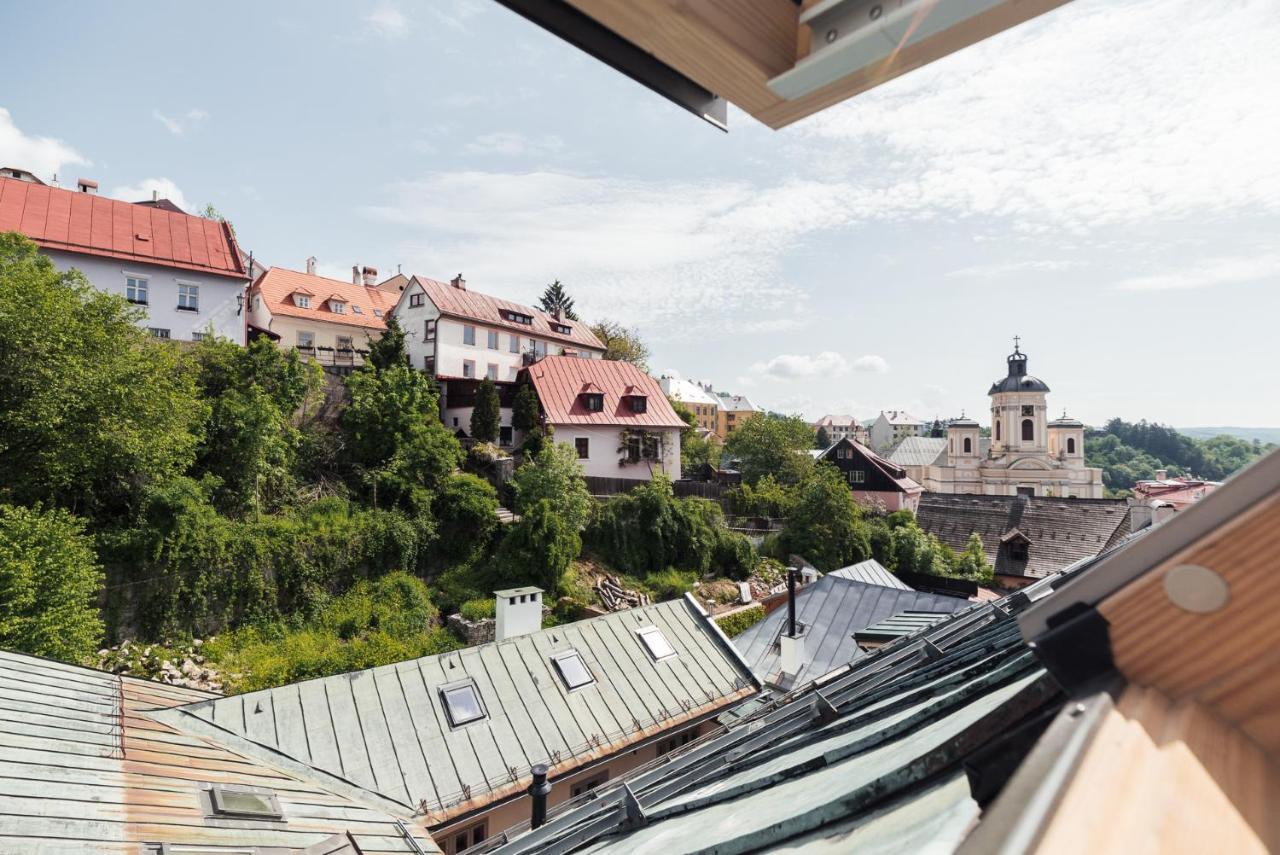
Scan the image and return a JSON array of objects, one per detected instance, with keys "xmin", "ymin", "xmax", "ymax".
[{"xmin": 549, "ymin": 425, "xmax": 682, "ymax": 481}]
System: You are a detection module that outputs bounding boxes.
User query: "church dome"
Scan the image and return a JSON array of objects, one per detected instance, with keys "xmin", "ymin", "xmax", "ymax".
[
  {"xmin": 988, "ymin": 343, "xmax": 1050, "ymax": 395},
  {"xmin": 948, "ymin": 414, "xmax": 979, "ymax": 427},
  {"xmin": 1049, "ymin": 412, "xmax": 1083, "ymax": 428}
]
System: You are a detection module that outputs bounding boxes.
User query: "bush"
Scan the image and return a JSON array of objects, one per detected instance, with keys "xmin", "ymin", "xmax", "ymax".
[
  {"xmin": 711, "ymin": 530, "xmax": 757, "ymax": 580},
  {"xmin": 433, "ymin": 474, "xmax": 499, "ymax": 564},
  {"xmin": 715, "ymin": 604, "xmax": 766, "ymax": 638},
  {"xmin": 643, "ymin": 568, "xmax": 698, "ymax": 600},
  {"xmin": 495, "ymin": 499, "xmax": 581, "ymax": 594},
  {"xmin": 753, "ymin": 557, "xmax": 786, "ymax": 588},
  {"xmin": 511, "ymin": 442, "xmax": 593, "ymax": 532},
  {"xmin": 459, "ymin": 598, "xmax": 496, "ymax": 622},
  {"xmin": 725, "ymin": 474, "xmax": 795, "ymax": 518}
]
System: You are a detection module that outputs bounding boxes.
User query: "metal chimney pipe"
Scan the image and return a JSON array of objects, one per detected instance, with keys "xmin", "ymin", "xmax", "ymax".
[
  {"xmin": 786, "ymin": 567, "xmax": 797, "ymax": 638},
  {"xmin": 528, "ymin": 764, "xmax": 552, "ymax": 829}
]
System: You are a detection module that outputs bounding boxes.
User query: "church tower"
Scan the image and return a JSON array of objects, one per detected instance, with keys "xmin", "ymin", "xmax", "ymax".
[
  {"xmin": 988, "ymin": 339, "xmax": 1050, "ymax": 457},
  {"xmin": 947, "ymin": 412, "xmax": 981, "ymax": 467}
]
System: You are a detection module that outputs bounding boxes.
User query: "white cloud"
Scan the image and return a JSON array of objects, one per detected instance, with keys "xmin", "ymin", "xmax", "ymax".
[
  {"xmin": 109, "ymin": 178, "xmax": 190, "ymax": 212},
  {"xmin": 366, "ymin": 3, "xmax": 409, "ymax": 37},
  {"xmin": 947, "ymin": 259, "xmax": 1077, "ymax": 279},
  {"xmin": 851, "ymin": 354, "xmax": 889, "ymax": 374},
  {"xmin": 751, "ymin": 351, "xmax": 849, "ymax": 379},
  {"xmin": 153, "ymin": 108, "xmax": 209, "ymax": 136},
  {"xmin": 1115, "ymin": 253, "xmax": 1280, "ymax": 291},
  {"xmin": 0, "ymin": 107, "xmax": 88, "ymax": 180},
  {"xmin": 464, "ymin": 132, "xmax": 563, "ymax": 157}
]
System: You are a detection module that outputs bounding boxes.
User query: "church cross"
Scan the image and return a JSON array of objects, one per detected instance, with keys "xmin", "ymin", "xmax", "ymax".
[{"xmin": 1013, "ymin": 335, "xmax": 1021, "ymax": 352}]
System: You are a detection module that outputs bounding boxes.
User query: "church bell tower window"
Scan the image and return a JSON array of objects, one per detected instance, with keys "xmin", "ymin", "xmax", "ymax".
[{"xmin": 1021, "ymin": 419, "xmax": 1034, "ymax": 441}]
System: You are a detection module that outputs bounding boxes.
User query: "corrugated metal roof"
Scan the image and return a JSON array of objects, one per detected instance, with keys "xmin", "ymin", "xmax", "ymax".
[
  {"xmin": 732, "ymin": 576, "xmax": 968, "ymax": 688},
  {"xmin": 0, "ymin": 648, "xmax": 439, "ymax": 854},
  {"xmin": 151, "ymin": 596, "xmax": 755, "ymax": 825},
  {"xmin": 827, "ymin": 558, "xmax": 912, "ymax": 590},
  {"xmin": 410, "ymin": 276, "xmax": 605, "ymax": 352},
  {"xmin": 491, "ymin": 601, "xmax": 1059, "ymax": 854},
  {"xmin": 854, "ymin": 610, "xmax": 953, "ymax": 642},
  {"xmin": 884, "ymin": 436, "xmax": 949, "ymax": 467},
  {"xmin": 526, "ymin": 356, "xmax": 687, "ymax": 429}
]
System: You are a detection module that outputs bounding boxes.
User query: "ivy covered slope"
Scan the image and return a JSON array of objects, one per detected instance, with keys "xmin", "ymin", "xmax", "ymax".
[{"xmin": 1086, "ymin": 417, "xmax": 1274, "ymax": 495}]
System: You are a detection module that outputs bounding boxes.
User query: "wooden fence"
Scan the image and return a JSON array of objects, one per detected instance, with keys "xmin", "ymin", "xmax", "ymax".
[{"xmin": 582, "ymin": 476, "xmax": 729, "ymax": 500}]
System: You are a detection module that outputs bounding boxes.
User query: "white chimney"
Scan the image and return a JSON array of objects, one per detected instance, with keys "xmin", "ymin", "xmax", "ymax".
[
  {"xmin": 495, "ymin": 587, "xmax": 544, "ymax": 642},
  {"xmin": 306, "ymin": 256, "xmax": 317, "ymax": 276},
  {"xmin": 152, "ymin": 189, "xmax": 158, "ymax": 202},
  {"xmin": 1155, "ymin": 469, "xmax": 1168, "ymax": 481},
  {"xmin": 352, "ymin": 265, "xmax": 360, "ymax": 285},
  {"xmin": 76, "ymin": 178, "xmax": 98, "ymax": 195},
  {"xmin": 780, "ymin": 631, "xmax": 807, "ymax": 677},
  {"xmin": 362, "ymin": 266, "xmax": 377, "ymax": 287},
  {"xmin": 451, "ymin": 273, "xmax": 466, "ymax": 291}
]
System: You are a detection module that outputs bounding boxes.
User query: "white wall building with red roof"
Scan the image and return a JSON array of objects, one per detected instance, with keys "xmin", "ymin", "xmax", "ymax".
[
  {"xmin": 391, "ymin": 274, "xmax": 605, "ymax": 446},
  {"xmin": 0, "ymin": 174, "xmax": 249, "ymax": 343},
  {"xmin": 524, "ymin": 356, "xmax": 684, "ymax": 481}
]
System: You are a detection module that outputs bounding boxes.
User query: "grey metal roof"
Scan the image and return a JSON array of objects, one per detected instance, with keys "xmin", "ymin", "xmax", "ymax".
[
  {"xmin": 150, "ymin": 595, "xmax": 756, "ymax": 826},
  {"xmin": 884, "ymin": 436, "xmax": 948, "ymax": 467},
  {"xmin": 489, "ymin": 600, "xmax": 1060, "ymax": 854},
  {"xmin": 826, "ymin": 558, "xmax": 912, "ymax": 590},
  {"xmin": 0, "ymin": 648, "xmax": 438, "ymax": 854},
  {"xmin": 854, "ymin": 610, "xmax": 953, "ymax": 643},
  {"xmin": 732, "ymin": 576, "xmax": 969, "ymax": 688}
]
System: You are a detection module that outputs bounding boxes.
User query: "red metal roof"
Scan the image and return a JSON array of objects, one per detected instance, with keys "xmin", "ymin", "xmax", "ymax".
[
  {"xmin": 0, "ymin": 176, "xmax": 245, "ymax": 279},
  {"xmin": 526, "ymin": 356, "xmax": 686, "ymax": 429},
  {"xmin": 253, "ymin": 267, "xmax": 391, "ymax": 331},
  {"xmin": 410, "ymin": 275, "xmax": 605, "ymax": 352}
]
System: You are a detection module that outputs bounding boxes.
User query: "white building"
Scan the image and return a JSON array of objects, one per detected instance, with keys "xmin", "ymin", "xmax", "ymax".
[
  {"xmin": 658, "ymin": 372, "xmax": 719, "ymax": 436},
  {"xmin": 869, "ymin": 410, "xmax": 927, "ymax": 451},
  {"xmin": 391, "ymin": 275, "xmax": 605, "ymax": 446},
  {"xmin": 526, "ymin": 356, "xmax": 684, "ymax": 481},
  {"xmin": 813, "ymin": 414, "xmax": 869, "ymax": 446},
  {"xmin": 0, "ymin": 172, "xmax": 249, "ymax": 343}
]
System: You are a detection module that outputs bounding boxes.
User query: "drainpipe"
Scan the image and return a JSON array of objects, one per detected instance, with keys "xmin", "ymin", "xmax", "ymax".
[{"xmin": 529, "ymin": 764, "xmax": 552, "ymax": 829}]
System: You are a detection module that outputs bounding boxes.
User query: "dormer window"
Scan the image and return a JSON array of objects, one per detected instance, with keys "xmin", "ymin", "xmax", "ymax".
[
  {"xmin": 502, "ymin": 310, "xmax": 534, "ymax": 325},
  {"xmin": 551, "ymin": 323, "xmax": 572, "ymax": 335},
  {"xmin": 294, "ymin": 294, "xmax": 311, "ymax": 309},
  {"xmin": 581, "ymin": 393, "xmax": 604, "ymax": 412},
  {"xmin": 627, "ymin": 395, "xmax": 647, "ymax": 414},
  {"xmin": 330, "ymin": 300, "xmax": 346, "ymax": 314}
]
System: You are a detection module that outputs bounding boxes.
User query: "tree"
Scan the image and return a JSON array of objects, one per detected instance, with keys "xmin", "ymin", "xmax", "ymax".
[
  {"xmin": 0, "ymin": 233, "xmax": 205, "ymax": 521},
  {"xmin": 0, "ymin": 504, "xmax": 103, "ymax": 660},
  {"xmin": 511, "ymin": 442, "xmax": 593, "ymax": 532},
  {"xmin": 512, "ymin": 382, "xmax": 541, "ymax": 433},
  {"xmin": 433, "ymin": 474, "xmax": 499, "ymax": 564},
  {"xmin": 780, "ymin": 465, "xmax": 871, "ymax": 571},
  {"xmin": 815, "ymin": 426, "xmax": 831, "ymax": 449},
  {"xmin": 588, "ymin": 319, "xmax": 650, "ymax": 370},
  {"xmin": 470, "ymin": 378, "xmax": 501, "ymax": 442},
  {"xmin": 538, "ymin": 280, "xmax": 578, "ymax": 321},
  {"xmin": 723, "ymin": 413, "xmax": 817, "ymax": 485},
  {"xmin": 496, "ymin": 499, "xmax": 580, "ymax": 594},
  {"xmin": 367, "ymin": 313, "xmax": 408, "ymax": 372},
  {"xmin": 952, "ymin": 532, "xmax": 993, "ymax": 582},
  {"xmin": 889, "ymin": 523, "xmax": 953, "ymax": 577},
  {"xmin": 670, "ymin": 398, "xmax": 719, "ymax": 471}
]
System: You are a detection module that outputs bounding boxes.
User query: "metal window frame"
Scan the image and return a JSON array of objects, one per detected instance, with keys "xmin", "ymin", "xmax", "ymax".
[
  {"xmin": 207, "ymin": 783, "xmax": 283, "ymax": 821},
  {"xmin": 551, "ymin": 649, "xmax": 596, "ymax": 691},
  {"xmin": 439, "ymin": 679, "xmax": 488, "ymax": 728},
  {"xmin": 635, "ymin": 626, "xmax": 677, "ymax": 662}
]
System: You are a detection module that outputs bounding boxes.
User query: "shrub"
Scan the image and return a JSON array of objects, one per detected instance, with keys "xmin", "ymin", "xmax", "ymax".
[
  {"xmin": 753, "ymin": 557, "xmax": 786, "ymax": 588},
  {"xmin": 433, "ymin": 474, "xmax": 499, "ymax": 564},
  {"xmin": 495, "ymin": 499, "xmax": 581, "ymax": 594},
  {"xmin": 643, "ymin": 568, "xmax": 698, "ymax": 600},
  {"xmin": 725, "ymin": 474, "xmax": 795, "ymax": 518},
  {"xmin": 470, "ymin": 378, "xmax": 500, "ymax": 443},
  {"xmin": 715, "ymin": 604, "xmax": 765, "ymax": 638},
  {"xmin": 459, "ymin": 598, "xmax": 496, "ymax": 622},
  {"xmin": 512, "ymin": 442, "xmax": 593, "ymax": 532}
]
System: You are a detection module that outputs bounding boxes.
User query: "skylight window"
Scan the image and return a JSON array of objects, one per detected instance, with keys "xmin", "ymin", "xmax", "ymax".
[
  {"xmin": 636, "ymin": 626, "xmax": 676, "ymax": 661},
  {"xmin": 440, "ymin": 681, "xmax": 487, "ymax": 727},
  {"xmin": 552, "ymin": 650, "xmax": 595, "ymax": 690},
  {"xmin": 207, "ymin": 785, "xmax": 282, "ymax": 820}
]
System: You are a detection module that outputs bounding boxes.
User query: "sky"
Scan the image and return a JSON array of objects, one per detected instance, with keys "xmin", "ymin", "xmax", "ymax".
[{"xmin": 3, "ymin": 0, "xmax": 1278, "ymax": 427}]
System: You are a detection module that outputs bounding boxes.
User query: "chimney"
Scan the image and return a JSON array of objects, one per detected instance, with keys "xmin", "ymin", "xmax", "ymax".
[
  {"xmin": 495, "ymin": 587, "xmax": 543, "ymax": 642},
  {"xmin": 305, "ymin": 256, "xmax": 317, "ymax": 276},
  {"xmin": 362, "ymin": 266, "xmax": 378, "ymax": 287},
  {"xmin": 76, "ymin": 178, "xmax": 98, "ymax": 195},
  {"xmin": 552, "ymin": 307, "xmax": 562, "ymax": 321},
  {"xmin": 528, "ymin": 764, "xmax": 552, "ymax": 829},
  {"xmin": 1155, "ymin": 469, "xmax": 1168, "ymax": 481},
  {"xmin": 352, "ymin": 265, "xmax": 360, "ymax": 285},
  {"xmin": 152, "ymin": 189, "xmax": 158, "ymax": 202},
  {"xmin": 779, "ymin": 567, "xmax": 808, "ymax": 677},
  {"xmin": 451, "ymin": 273, "xmax": 466, "ymax": 291}
]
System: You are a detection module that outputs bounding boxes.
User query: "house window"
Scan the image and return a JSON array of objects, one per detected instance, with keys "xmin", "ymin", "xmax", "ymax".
[
  {"xmin": 176, "ymin": 284, "xmax": 200, "ymax": 312},
  {"xmin": 509, "ymin": 334, "xmax": 520, "ymax": 353},
  {"xmin": 125, "ymin": 276, "xmax": 148, "ymax": 304},
  {"xmin": 487, "ymin": 330, "xmax": 499, "ymax": 350},
  {"xmin": 462, "ymin": 360, "xmax": 475, "ymax": 378},
  {"xmin": 499, "ymin": 426, "xmax": 513, "ymax": 446},
  {"xmin": 297, "ymin": 331, "xmax": 315, "ymax": 350},
  {"xmin": 551, "ymin": 650, "xmax": 594, "ymax": 690},
  {"xmin": 207, "ymin": 785, "xmax": 282, "ymax": 820},
  {"xmin": 463, "ymin": 325, "xmax": 476, "ymax": 345},
  {"xmin": 508, "ymin": 367, "xmax": 519, "ymax": 381},
  {"xmin": 331, "ymin": 301, "xmax": 345, "ymax": 314},
  {"xmin": 148, "ymin": 327, "xmax": 170, "ymax": 339},
  {"xmin": 1067, "ymin": 437, "xmax": 1076, "ymax": 454},
  {"xmin": 575, "ymin": 437, "xmax": 589, "ymax": 459},
  {"xmin": 486, "ymin": 363, "xmax": 498, "ymax": 380},
  {"xmin": 502, "ymin": 310, "xmax": 533, "ymax": 325},
  {"xmin": 425, "ymin": 319, "xmax": 437, "ymax": 342},
  {"xmin": 1008, "ymin": 540, "xmax": 1030, "ymax": 561},
  {"xmin": 295, "ymin": 293, "xmax": 311, "ymax": 308},
  {"xmin": 191, "ymin": 331, "xmax": 206, "ymax": 342},
  {"xmin": 447, "ymin": 820, "xmax": 487, "ymax": 855},
  {"xmin": 636, "ymin": 626, "xmax": 676, "ymax": 661},
  {"xmin": 409, "ymin": 293, "xmax": 424, "ymax": 307},
  {"xmin": 439, "ymin": 681, "xmax": 486, "ymax": 727},
  {"xmin": 963, "ymin": 437, "xmax": 972, "ymax": 454},
  {"xmin": 643, "ymin": 435, "xmax": 660, "ymax": 460},
  {"xmin": 551, "ymin": 323, "xmax": 572, "ymax": 335},
  {"xmin": 570, "ymin": 772, "xmax": 610, "ymax": 799},
  {"xmin": 628, "ymin": 396, "xmax": 648, "ymax": 413},
  {"xmin": 532, "ymin": 339, "xmax": 547, "ymax": 359},
  {"xmin": 848, "ymin": 470, "xmax": 866, "ymax": 485},
  {"xmin": 581, "ymin": 393, "xmax": 604, "ymax": 412},
  {"xmin": 1021, "ymin": 419, "xmax": 1034, "ymax": 441}
]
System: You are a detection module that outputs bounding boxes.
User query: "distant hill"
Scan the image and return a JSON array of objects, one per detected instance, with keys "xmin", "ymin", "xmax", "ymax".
[
  {"xmin": 1086, "ymin": 418, "xmax": 1276, "ymax": 497},
  {"xmin": 1178, "ymin": 426, "xmax": 1280, "ymax": 444}
]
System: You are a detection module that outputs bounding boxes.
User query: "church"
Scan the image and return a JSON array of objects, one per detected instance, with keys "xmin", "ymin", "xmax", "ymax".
[{"xmin": 890, "ymin": 342, "xmax": 1105, "ymax": 498}]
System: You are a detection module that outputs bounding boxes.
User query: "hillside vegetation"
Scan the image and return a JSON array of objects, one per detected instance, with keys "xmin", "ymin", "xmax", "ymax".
[{"xmin": 1087, "ymin": 418, "xmax": 1273, "ymax": 495}]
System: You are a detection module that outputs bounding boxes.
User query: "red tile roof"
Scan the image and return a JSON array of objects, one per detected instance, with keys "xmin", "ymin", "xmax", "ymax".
[
  {"xmin": 0, "ymin": 176, "xmax": 245, "ymax": 278},
  {"xmin": 253, "ymin": 267, "xmax": 391, "ymax": 331},
  {"xmin": 409, "ymin": 276, "xmax": 605, "ymax": 352},
  {"xmin": 525, "ymin": 356, "xmax": 686, "ymax": 429}
]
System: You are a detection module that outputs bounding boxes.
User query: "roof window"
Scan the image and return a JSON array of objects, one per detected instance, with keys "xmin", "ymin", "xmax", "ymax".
[
  {"xmin": 627, "ymin": 395, "xmax": 648, "ymax": 414},
  {"xmin": 552, "ymin": 650, "xmax": 595, "ymax": 690},
  {"xmin": 352, "ymin": 305, "xmax": 363, "ymax": 314},
  {"xmin": 373, "ymin": 309, "xmax": 383, "ymax": 317},
  {"xmin": 294, "ymin": 294, "xmax": 311, "ymax": 309},
  {"xmin": 636, "ymin": 626, "xmax": 676, "ymax": 661},
  {"xmin": 551, "ymin": 323, "xmax": 572, "ymax": 335},
  {"xmin": 207, "ymin": 784, "xmax": 282, "ymax": 820},
  {"xmin": 503, "ymin": 310, "xmax": 534, "ymax": 325},
  {"xmin": 581, "ymin": 392, "xmax": 604, "ymax": 412},
  {"xmin": 440, "ymin": 681, "xmax": 487, "ymax": 727}
]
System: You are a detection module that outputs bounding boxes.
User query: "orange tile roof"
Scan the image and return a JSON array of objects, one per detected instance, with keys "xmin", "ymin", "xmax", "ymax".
[
  {"xmin": 409, "ymin": 275, "xmax": 605, "ymax": 351},
  {"xmin": 525, "ymin": 356, "xmax": 686, "ymax": 428},
  {"xmin": 253, "ymin": 267, "xmax": 391, "ymax": 331},
  {"xmin": 0, "ymin": 176, "xmax": 245, "ymax": 278}
]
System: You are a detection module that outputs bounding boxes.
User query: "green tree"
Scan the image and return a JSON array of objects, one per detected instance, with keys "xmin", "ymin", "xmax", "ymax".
[
  {"xmin": 366, "ymin": 313, "xmax": 408, "ymax": 371},
  {"xmin": 952, "ymin": 532, "xmax": 993, "ymax": 582},
  {"xmin": 670, "ymin": 398, "xmax": 719, "ymax": 471},
  {"xmin": 433, "ymin": 474, "xmax": 499, "ymax": 564},
  {"xmin": 889, "ymin": 523, "xmax": 953, "ymax": 577},
  {"xmin": 723, "ymin": 413, "xmax": 817, "ymax": 485},
  {"xmin": 0, "ymin": 504, "xmax": 103, "ymax": 660},
  {"xmin": 496, "ymin": 499, "xmax": 581, "ymax": 594},
  {"xmin": 512, "ymin": 442, "xmax": 593, "ymax": 532},
  {"xmin": 780, "ymin": 465, "xmax": 871, "ymax": 571},
  {"xmin": 537, "ymin": 280, "xmax": 578, "ymax": 321},
  {"xmin": 815, "ymin": 426, "xmax": 831, "ymax": 449},
  {"xmin": 512, "ymin": 382, "xmax": 541, "ymax": 433},
  {"xmin": 725, "ymin": 474, "xmax": 795, "ymax": 518},
  {"xmin": 588, "ymin": 319, "xmax": 650, "ymax": 370},
  {"xmin": 470, "ymin": 378, "xmax": 501, "ymax": 442},
  {"xmin": 0, "ymin": 233, "xmax": 204, "ymax": 520}
]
